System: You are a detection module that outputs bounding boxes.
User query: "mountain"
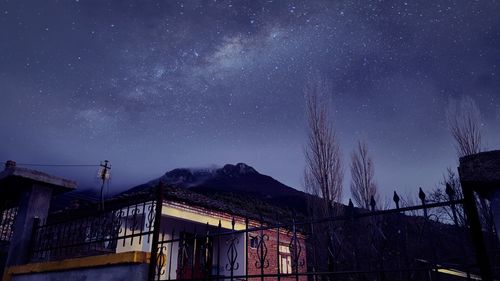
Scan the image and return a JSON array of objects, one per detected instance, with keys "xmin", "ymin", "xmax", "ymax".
[
  {"xmin": 127, "ymin": 163, "xmax": 309, "ymax": 217},
  {"xmin": 171, "ymin": 164, "xmax": 300, "ymax": 196},
  {"xmin": 159, "ymin": 167, "xmax": 216, "ymax": 188}
]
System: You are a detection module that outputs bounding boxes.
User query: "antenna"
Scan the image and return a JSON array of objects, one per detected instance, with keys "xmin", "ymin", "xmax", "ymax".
[{"xmin": 97, "ymin": 160, "xmax": 111, "ymax": 210}]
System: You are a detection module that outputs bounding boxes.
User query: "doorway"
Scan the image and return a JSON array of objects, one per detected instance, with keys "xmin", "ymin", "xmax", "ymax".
[{"xmin": 177, "ymin": 232, "xmax": 213, "ymax": 280}]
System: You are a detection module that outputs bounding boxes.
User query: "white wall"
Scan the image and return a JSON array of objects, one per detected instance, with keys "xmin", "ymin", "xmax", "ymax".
[
  {"xmin": 214, "ymin": 232, "xmax": 246, "ymax": 278},
  {"xmin": 115, "ymin": 202, "xmax": 154, "ymax": 253},
  {"xmin": 114, "ymin": 202, "xmax": 248, "ymax": 280}
]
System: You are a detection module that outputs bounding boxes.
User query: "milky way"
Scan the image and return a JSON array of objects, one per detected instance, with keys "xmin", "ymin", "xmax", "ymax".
[{"xmin": 1, "ymin": 0, "xmax": 499, "ymax": 201}]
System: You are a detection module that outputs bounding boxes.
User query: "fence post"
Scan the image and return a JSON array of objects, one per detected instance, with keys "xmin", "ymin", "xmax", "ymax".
[
  {"xmin": 245, "ymin": 217, "xmax": 249, "ymax": 281},
  {"xmin": 148, "ymin": 183, "xmax": 164, "ymax": 281},
  {"xmin": 445, "ymin": 183, "xmax": 459, "ymax": 226},
  {"xmin": 217, "ymin": 220, "xmax": 221, "ymax": 281},
  {"xmin": 393, "ymin": 191, "xmax": 400, "ymax": 210},
  {"xmin": 458, "ymin": 151, "xmax": 500, "ymax": 281},
  {"xmin": 418, "ymin": 188, "xmax": 427, "ymax": 218},
  {"xmin": 461, "ymin": 186, "xmax": 492, "ymax": 281}
]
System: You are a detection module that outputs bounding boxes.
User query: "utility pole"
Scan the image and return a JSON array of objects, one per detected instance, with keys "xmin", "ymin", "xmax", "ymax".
[{"xmin": 98, "ymin": 160, "xmax": 111, "ymax": 211}]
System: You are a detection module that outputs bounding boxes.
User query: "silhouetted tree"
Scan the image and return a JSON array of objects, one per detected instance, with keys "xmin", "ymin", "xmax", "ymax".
[
  {"xmin": 303, "ymin": 78, "xmax": 344, "ymax": 275},
  {"xmin": 446, "ymin": 96, "xmax": 495, "ymax": 234},
  {"xmin": 446, "ymin": 95, "xmax": 483, "ymax": 157},
  {"xmin": 304, "ymin": 78, "xmax": 343, "ymax": 217},
  {"xmin": 428, "ymin": 167, "xmax": 466, "ymax": 226},
  {"xmin": 350, "ymin": 140, "xmax": 378, "ymax": 210}
]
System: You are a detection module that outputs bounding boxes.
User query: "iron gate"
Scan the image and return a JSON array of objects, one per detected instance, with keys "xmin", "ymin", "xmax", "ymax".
[{"xmin": 149, "ymin": 188, "xmax": 499, "ymax": 281}]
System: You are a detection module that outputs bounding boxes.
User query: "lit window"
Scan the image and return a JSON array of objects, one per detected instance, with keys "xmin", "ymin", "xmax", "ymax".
[
  {"xmin": 279, "ymin": 244, "xmax": 292, "ymax": 274},
  {"xmin": 279, "ymin": 245, "xmax": 290, "ymax": 254}
]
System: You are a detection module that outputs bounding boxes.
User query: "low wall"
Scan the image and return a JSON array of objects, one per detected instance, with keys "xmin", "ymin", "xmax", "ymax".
[{"xmin": 3, "ymin": 251, "xmax": 150, "ymax": 281}]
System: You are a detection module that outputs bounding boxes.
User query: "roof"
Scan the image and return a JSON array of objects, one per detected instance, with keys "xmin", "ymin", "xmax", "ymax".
[
  {"xmin": 0, "ymin": 166, "xmax": 76, "ymax": 196},
  {"xmin": 48, "ymin": 180, "xmax": 302, "ymax": 224},
  {"xmin": 459, "ymin": 150, "xmax": 500, "ymax": 194},
  {"xmin": 116, "ymin": 184, "xmax": 286, "ymax": 222}
]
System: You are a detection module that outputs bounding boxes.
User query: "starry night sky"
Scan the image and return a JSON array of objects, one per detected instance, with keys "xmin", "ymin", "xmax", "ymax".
[{"xmin": 1, "ymin": 0, "xmax": 499, "ymax": 201}]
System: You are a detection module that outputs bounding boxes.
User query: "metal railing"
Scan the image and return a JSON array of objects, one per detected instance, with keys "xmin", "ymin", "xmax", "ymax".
[
  {"xmin": 148, "ymin": 189, "xmax": 499, "ymax": 281},
  {"xmin": 30, "ymin": 196, "xmax": 158, "ymax": 262},
  {"xmin": 0, "ymin": 206, "xmax": 17, "ymax": 244},
  {"xmin": 25, "ymin": 185, "xmax": 499, "ymax": 281}
]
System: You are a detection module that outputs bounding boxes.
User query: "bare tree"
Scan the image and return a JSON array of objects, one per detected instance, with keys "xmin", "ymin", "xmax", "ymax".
[
  {"xmin": 446, "ymin": 95, "xmax": 483, "ymax": 157},
  {"xmin": 303, "ymin": 78, "xmax": 344, "ymax": 275},
  {"xmin": 428, "ymin": 167, "xmax": 466, "ymax": 226},
  {"xmin": 446, "ymin": 96, "xmax": 495, "ymax": 234},
  {"xmin": 350, "ymin": 140, "xmax": 378, "ymax": 210},
  {"xmin": 304, "ymin": 79, "xmax": 343, "ymax": 217}
]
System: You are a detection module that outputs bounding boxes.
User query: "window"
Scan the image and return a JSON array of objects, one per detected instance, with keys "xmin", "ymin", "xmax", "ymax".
[
  {"xmin": 279, "ymin": 245, "xmax": 292, "ymax": 274},
  {"xmin": 249, "ymin": 236, "xmax": 259, "ymax": 249},
  {"xmin": 0, "ymin": 206, "xmax": 17, "ymax": 242}
]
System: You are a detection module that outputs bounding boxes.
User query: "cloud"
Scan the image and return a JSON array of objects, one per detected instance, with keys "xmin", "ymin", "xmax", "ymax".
[
  {"xmin": 208, "ymin": 36, "xmax": 246, "ymax": 70},
  {"xmin": 75, "ymin": 108, "xmax": 118, "ymax": 138}
]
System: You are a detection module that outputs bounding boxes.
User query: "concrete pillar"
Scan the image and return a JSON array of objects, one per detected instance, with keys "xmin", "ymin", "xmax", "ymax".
[
  {"xmin": 489, "ymin": 189, "xmax": 500, "ymax": 242},
  {"xmin": 0, "ymin": 161, "xmax": 76, "ymax": 266},
  {"xmin": 459, "ymin": 150, "xmax": 500, "ymax": 242},
  {"xmin": 458, "ymin": 150, "xmax": 500, "ymax": 281},
  {"xmin": 6, "ymin": 184, "xmax": 53, "ymax": 265}
]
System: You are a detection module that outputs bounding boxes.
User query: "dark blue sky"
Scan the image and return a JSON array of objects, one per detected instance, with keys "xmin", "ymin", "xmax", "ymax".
[{"xmin": 1, "ymin": 0, "xmax": 499, "ymax": 201}]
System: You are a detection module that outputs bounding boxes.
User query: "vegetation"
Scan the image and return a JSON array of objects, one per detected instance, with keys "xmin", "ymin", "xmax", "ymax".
[
  {"xmin": 303, "ymin": 78, "xmax": 343, "ymax": 217},
  {"xmin": 446, "ymin": 95, "xmax": 484, "ymax": 157},
  {"xmin": 350, "ymin": 140, "xmax": 378, "ymax": 210}
]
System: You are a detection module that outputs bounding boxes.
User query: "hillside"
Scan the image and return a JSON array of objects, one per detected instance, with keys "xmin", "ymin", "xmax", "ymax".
[{"xmin": 126, "ymin": 163, "xmax": 310, "ymax": 218}]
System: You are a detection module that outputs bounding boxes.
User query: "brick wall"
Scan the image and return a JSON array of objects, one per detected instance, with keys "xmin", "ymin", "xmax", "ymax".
[{"xmin": 246, "ymin": 229, "xmax": 307, "ymax": 281}]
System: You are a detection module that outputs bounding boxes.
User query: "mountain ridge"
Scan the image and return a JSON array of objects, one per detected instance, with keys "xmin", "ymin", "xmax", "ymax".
[{"xmin": 126, "ymin": 162, "xmax": 309, "ymax": 216}]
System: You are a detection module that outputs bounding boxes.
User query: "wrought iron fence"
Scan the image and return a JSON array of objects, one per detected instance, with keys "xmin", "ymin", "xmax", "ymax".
[
  {"xmin": 0, "ymin": 201, "xmax": 18, "ymax": 278},
  {"xmin": 30, "ymin": 196, "xmax": 158, "ymax": 262},
  {"xmin": 149, "ymin": 189, "xmax": 500, "ymax": 281},
  {"xmin": 0, "ymin": 205, "xmax": 17, "ymax": 244},
  {"xmin": 23, "ymin": 185, "xmax": 500, "ymax": 281}
]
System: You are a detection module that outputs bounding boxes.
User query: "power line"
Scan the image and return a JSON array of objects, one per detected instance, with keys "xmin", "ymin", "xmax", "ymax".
[{"xmin": 7, "ymin": 163, "xmax": 100, "ymax": 167}]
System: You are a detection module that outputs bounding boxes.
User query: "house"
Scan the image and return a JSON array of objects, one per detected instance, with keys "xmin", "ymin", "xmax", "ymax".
[
  {"xmin": 108, "ymin": 185, "xmax": 308, "ymax": 281},
  {"xmin": 1, "ymin": 162, "xmax": 307, "ymax": 281}
]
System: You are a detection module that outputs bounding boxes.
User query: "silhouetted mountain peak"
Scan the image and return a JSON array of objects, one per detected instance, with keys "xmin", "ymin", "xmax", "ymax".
[
  {"xmin": 219, "ymin": 163, "xmax": 258, "ymax": 177},
  {"xmin": 125, "ymin": 162, "xmax": 309, "ymax": 216},
  {"xmin": 160, "ymin": 167, "xmax": 216, "ymax": 188}
]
